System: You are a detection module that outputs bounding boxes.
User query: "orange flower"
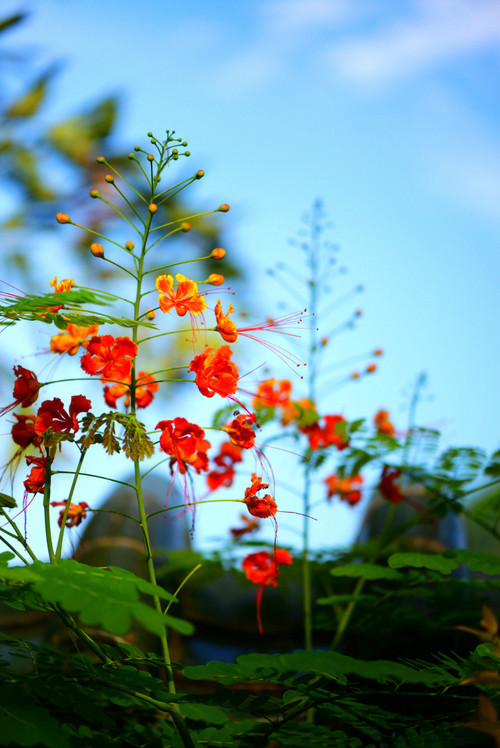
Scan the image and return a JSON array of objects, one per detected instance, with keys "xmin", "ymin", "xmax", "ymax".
[
  {"xmin": 0, "ymin": 366, "xmax": 41, "ymax": 416},
  {"xmin": 242, "ymin": 549, "xmax": 293, "ymax": 633},
  {"xmin": 230, "ymin": 514, "xmax": 260, "ymax": 539},
  {"xmin": 374, "ymin": 409, "xmax": 395, "ymax": 437},
  {"xmin": 50, "ymin": 501, "xmax": 89, "ymax": 528},
  {"xmin": 11, "ymin": 414, "xmax": 41, "ymax": 450},
  {"xmin": 183, "ymin": 438, "xmax": 211, "ymax": 474},
  {"xmin": 214, "ymin": 300, "xmax": 238, "ymax": 342},
  {"xmin": 103, "ymin": 371, "xmax": 158, "ymax": 410},
  {"xmin": 156, "ymin": 274, "xmax": 207, "ymax": 317},
  {"xmin": 156, "ymin": 417, "xmax": 207, "ymax": 474},
  {"xmin": 244, "ymin": 473, "xmax": 277, "ymax": 518},
  {"xmin": 189, "ymin": 345, "xmax": 238, "ymax": 399},
  {"xmin": 80, "ymin": 335, "xmax": 138, "ymax": 382},
  {"xmin": 253, "ymin": 379, "xmax": 292, "ymax": 410},
  {"xmin": 50, "ymin": 277, "xmax": 74, "ymax": 293},
  {"xmin": 50, "ymin": 323, "xmax": 99, "ymax": 356},
  {"xmin": 224, "ymin": 413, "xmax": 257, "ymax": 449},
  {"xmin": 301, "ymin": 414, "xmax": 349, "ymax": 451},
  {"xmin": 325, "ymin": 474, "xmax": 363, "ymax": 506}
]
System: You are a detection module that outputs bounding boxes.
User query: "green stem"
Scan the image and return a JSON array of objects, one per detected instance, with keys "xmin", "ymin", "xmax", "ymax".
[
  {"xmin": 0, "ymin": 508, "xmax": 38, "ymax": 562},
  {"xmin": 43, "ymin": 454, "xmax": 55, "ymax": 564},
  {"xmin": 55, "ymin": 448, "xmax": 87, "ymax": 559}
]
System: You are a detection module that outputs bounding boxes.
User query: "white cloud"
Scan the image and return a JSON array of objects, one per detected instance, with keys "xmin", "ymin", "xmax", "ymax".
[
  {"xmin": 262, "ymin": 0, "xmax": 352, "ymax": 34},
  {"xmin": 325, "ymin": 0, "xmax": 500, "ymax": 85}
]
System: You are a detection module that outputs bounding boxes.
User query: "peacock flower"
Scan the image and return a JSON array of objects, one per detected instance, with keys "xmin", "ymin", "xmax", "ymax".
[
  {"xmin": 214, "ymin": 300, "xmax": 238, "ymax": 342},
  {"xmin": 374, "ymin": 409, "xmax": 395, "ymax": 437},
  {"xmin": 50, "ymin": 277, "xmax": 74, "ymax": 293},
  {"xmin": 206, "ymin": 441, "xmax": 243, "ymax": 491},
  {"xmin": 156, "ymin": 417, "xmax": 207, "ymax": 475},
  {"xmin": 300, "ymin": 414, "xmax": 349, "ymax": 451},
  {"xmin": 156, "ymin": 274, "xmax": 207, "ymax": 317},
  {"xmin": 230, "ymin": 514, "xmax": 260, "ymax": 539},
  {"xmin": 104, "ymin": 371, "xmax": 158, "ymax": 410},
  {"xmin": 50, "ymin": 501, "xmax": 89, "ymax": 528},
  {"xmin": 80, "ymin": 335, "xmax": 138, "ymax": 382},
  {"xmin": 242, "ymin": 548, "xmax": 293, "ymax": 633},
  {"xmin": 253, "ymin": 379, "xmax": 292, "ymax": 410},
  {"xmin": 244, "ymin": 473, "xmax": 277, "ymax": 519},
  {"xmin": 379, "ymin": 465, "xmax": 403, "ymax": 504},
  {"xmin": 325, "ymin": 474, "xmax": 363, "ymax": 506},
  {"xmin": 188, "ymin": 345, "xmax": 238, "ymax": 399},
  {"xmin": 34, "ymin": 395, "xmax": 91, "ymax": 436},
  {"xmin": 24, "ymin": 456, "xmax": 48, "ymax": 494},
  {"xmin": 11, "ymin": 414, "xmax": 41, "ymax": 450},
  {"xmin": 224, "ymin": 413, "xmax": 257, "ymax": 449},
  {"xmin": 50, "ymin": 323, "xmax": 99, "ymax": 356},
  {"xmin": 0, "ymin": 366, "xmax": 41, "ymax": 417}
]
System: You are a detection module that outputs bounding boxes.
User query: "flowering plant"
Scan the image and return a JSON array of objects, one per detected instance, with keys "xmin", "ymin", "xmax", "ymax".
[{"xmin": 0, "ymin": 136, "xmax": 500, "ymax": 748}]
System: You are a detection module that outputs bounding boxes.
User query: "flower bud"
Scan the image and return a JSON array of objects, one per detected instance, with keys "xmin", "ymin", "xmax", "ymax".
[
  {"xmin": 146, "ymin": 309, "xmax": 156, "ymax": 320},
  {"xmin": 172, "ymin": 149, "xmax": 178, "ymax": 155},
  {"xmin": 96, "ymin": 155, "xmax": 105, "ymax": 164},
  {"xmin": 147, "ymin": 154, "xmax": 154, "ymax": 162},
  {"xmin": 355, "ymin": 309, "xmax": 362, "ymax": 317},
  {"xmin": 125, "ymin": 241, "xmax": 135, "ymax": 251},
  {"xmin": 148, "ymin": 203, "xmax": 158, "ymax": 214},
  {"xmin": 181, "ymin": 222, "xmax": 191, "ymax": 232},
  {"xmin": 150, "ymin": 138, "xmax": 156, "ymax": 144},
  {"xmin": 89, "ymin": 188, "xmax": 100, "ymax": 198},
  {"xmin": 104, "ymin": 174, "xmax": 114, "ymax": 183},
  {"xmin": 373, "ymin": 348, "xmax": 383, "ymax": 356},
  {"xmin": 185, "ymin": 151, "xmax": 191, "ymax": 156},
  {"xmin": 321, "ymin": 337, "xmax": 328, "ymax": 346},
  {"xmin": 196, "ymin": 170, "xmax": 204, "ymax": 179},
  {"xmin": 128, "ymin": 153, "xmax": 135, "ymax": 159},
  {"xmin": 208, "ymin": 274, "xmax": 224, "ymax": 286},
  {"xmin": 351, "ymin": 371, "xmax": 360, "ymax": 379},
  {"xmin": 90, "ymin": 243, "xmax": 104, "ymax": 258},
  {"xmin": 218, "ymin": 204, "xmax": 230, "ymax": 212},
  {"xmin": 211, "ymin": 247, "xmax": 226, "ymax": 260},
  {"xmin": 134, "ymin": 146, "xmax": 140, "ymax": 151},
  {"xmin": 182, "ymin": 141, "xmax": 188, "ymax": 146},
  {"xmin": 56, "ymin": 213, "xmax": 70, "ymax": 224},
  {"xmin": 147, "ymin": 131, "xmax": 153, "ymax": 137},
  {"xmin": 366, "ymin": 363, "xmax": 377, "ymax": 374}
]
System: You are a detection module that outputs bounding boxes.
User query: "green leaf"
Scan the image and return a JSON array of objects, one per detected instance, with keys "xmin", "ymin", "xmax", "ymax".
[
  {"xmin": 0, "ymin": 492, "xmax": 17, "ymax": 508},
  {"xmin": 434, "ymin": 446, "xmax": 486, "ymax": 483},
  {"xmin": 0, "ymin": 685, "xmax": 69, "ymax": 747},
  {"xmin": 180, "ymin": 703, "xmax": 227, "ymax": 724},
  {"xmin": 485, "ymin": 450, "xmax": 500, "ymax": 476},
  {"xmin": 0, "ymin": 560, "xmax": 192, "ymax": 636},
  {"xmin": 388, "ymin": 552, "xmax": 458, "ymax": 574},
  {"xmin": 0, "ymin": 552, "xmax": 15, "ymax": 566},
  {"xmin": 47, "ymin": 97, "xmax": 117, "ymax": 164},
  {"xmin": 5, "ymin": 71, "xmax": 53, "ymax": 119},
  {"xmin": 330, "ymin": 563, "xmax": 405, "ymax": 581},
  {"xmin": 0, "ymin": 13, "xmax": 26, "ymax": 34},
  {"xmin": 453, "ymin": 549, "xmax": 500, "ymax": 575}
]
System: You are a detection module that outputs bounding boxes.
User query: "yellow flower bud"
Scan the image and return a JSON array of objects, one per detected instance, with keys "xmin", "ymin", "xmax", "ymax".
[
  {"xmin": 90, "ymin": 243, "xmax": 104, "ymax": 258},
  {"xmin": 208, "ymin": 274, "xmax": 224, "ymax": 286},
  {"xmin": 211, "ymin": 248, "xmax": 226, "ymax": 260},
  {"xmin": 148, "ymin": 203, "xmax": 158, "ymax": 214},
  {"xmin": 56, "ymin": 213, "xmax": 70, "ymax": 224}
]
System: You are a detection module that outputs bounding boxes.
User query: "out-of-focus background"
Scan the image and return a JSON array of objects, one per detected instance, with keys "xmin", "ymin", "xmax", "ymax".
[{"xmin": 1, "ymin": 0, "xmax": 499, "ymax": 558}]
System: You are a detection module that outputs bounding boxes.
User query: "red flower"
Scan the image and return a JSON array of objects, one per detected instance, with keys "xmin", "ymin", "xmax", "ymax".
[
  {"xmin": 301, "ymin": 414, "xmax": 349, "ymax": 451},
  {"xmin": 0, "ymin": 366, "xmax": 41, "ymax": 416},
  {"xmin": 24, "ymin": 456, "xmax": 48, "ymax": 494},
  {"xmin": 11, "ymin": 414, "xmax": 41, "ymax": 450},
  {"xmin": 224, "ymin": 413, "xmax": 257, "ymax": 449},
  {"xmin": 244, "ymin": 473, "xmax": 277, "ymax": 519},
  {"xmin": 80, "ymin": 335, "xmax": 138, "ymax": 382},
  {"xmin": 183, "ymin": 438, "xmax": 211, "ymax": 474},
  {"xmin": 51, "ymin": 501, "xmax": 89, "ymax": 528},
  {"xmin": 374, "ymin": 409, "xmax": 395, "ymax": 437},
  {"xmin": 189, "ymin": 346, "xmax": 238, "ymax": 399},
  {"xmin": 103, "ymin": 371, "xmax": 158, "ymax": 410},
  {"xmin": 50, "ymin": 277, "xmax": 74, "ymax": 293},
  {"xmin": 242, "ymin": 549, "xmax": 293, "ymax": 633},
  {"xmin": 156, "ymin": 417, "xmax": 207, "ymax": 475},
  {"xmin": 325, "ymin": 473, "xmax": 363, "ymax": 506},
  {"xmin": 206, "ymin": 441, "xmax": 242, "ymax": 491},
  {"xmin": 252, "ymin": 379, "xmax": 292, "ymax": 410},
  {"xmin": 34, "ymin": 395, "xmax": 91, "ymax": 436},
  {"xmin": 379, "ymin": 465, "xmax": 403, "ymax": 504},
  {"xmin": 230, "ymin": 513, "xmax": 260, "ymax": 539}
]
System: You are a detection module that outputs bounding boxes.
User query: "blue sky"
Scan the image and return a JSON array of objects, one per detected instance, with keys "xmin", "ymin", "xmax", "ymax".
[{"xmin": 2, "ymin": 0, "xmax": 500, "ymax": 555}]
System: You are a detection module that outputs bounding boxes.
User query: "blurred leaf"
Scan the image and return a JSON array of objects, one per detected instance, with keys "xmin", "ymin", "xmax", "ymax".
[
  {"xmin": 5, "ymin": 144, "xmax": 55, "ymax": 200},
  {"xmin": 485, "ymin": 450, "xmax": 500, "ymax": 477},
  {"xmin": 47, "ymin": 97, "xmax": 117, "ymax": 164},
  {"xmin": 5, "ymin": 69, "xmax": 55, "ymax": 119},
  {"xmin": 388, "ymin": 552, "xmax": 458, "ymax": 574},
  {"xmin": 0, "ymin": 13, "xmax": 26, "ymax": 35},
  {"xmin": 330, "ymin": 563, "xmax": 405, "ymax": 581},
  {"xmin": 0, "ymin": 685, "xmax": 69, "ymax": 748},
  {"xmin": 434, "ymin": 446, "xmax": 487, "ymax": 483},
  {"xmin": 0, "ymin": 492, "xmax": 17, "ymax": 508}
]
